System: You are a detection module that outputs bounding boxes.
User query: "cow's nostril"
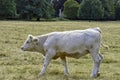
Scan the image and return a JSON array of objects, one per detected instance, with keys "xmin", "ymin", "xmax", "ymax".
[{"xmin": 21, "ymin": 47, "xmax": 24, "ymax": 50}]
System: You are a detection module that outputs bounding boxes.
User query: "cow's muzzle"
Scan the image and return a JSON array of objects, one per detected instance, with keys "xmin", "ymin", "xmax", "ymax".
[{"xmin": 21, "ymin": 47, "xmax": 25, "ymax": 51}]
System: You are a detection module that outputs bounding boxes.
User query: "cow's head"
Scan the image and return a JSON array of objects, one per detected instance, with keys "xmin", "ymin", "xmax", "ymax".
[{"xmin": 21, "ymin": 35, "xmax": 39, "ymax": 51}]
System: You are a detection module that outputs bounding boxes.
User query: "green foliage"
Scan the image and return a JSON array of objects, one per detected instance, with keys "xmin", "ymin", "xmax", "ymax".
[
  {"xmin": 0, "ymin": 0, "xmax": 119, "ymax": 20},
  {"xmin": 100, "ymin": 0, "xmax": 115, "ymax": 20},
  {"xmin": 0, "ymin": 0, "xmax": 16, "ymax": 18},
  {"xmin": 78, "ymin": 0, "xmax": 104, "ymax": 20},
  {"xmin": 43, "ymin": 0, "xmax": 55, "ymax": 19},
  {"xmin": 63, "ymin": 0, "xmax": 79, "ymax": 19},
  {"xmin": 16, "ymin": 0, "xmax": 55, "ymax": 20},
  {"xmin": 115, "ymin": 0, "xmax": 120, "ymax": 19}
]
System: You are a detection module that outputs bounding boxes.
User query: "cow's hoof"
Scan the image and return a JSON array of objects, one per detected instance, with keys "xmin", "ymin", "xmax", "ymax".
[
  {"xmin": 91, "ymin": 72, "xmax": 100, "ymax": 78},
  {"xmin": 38, "ymin": 73, "xmax": 45, "ymax": 77},
  {"xmin": 97, "ymin": 72, "xmax": 100, "ymax": 77},
  {"xmin": 64, "ymin": 73, "xmax": 69, "ymax": 76},
  {"xmin": 64, "ymin": 74, "xmax": 68, "ymax": 78}
]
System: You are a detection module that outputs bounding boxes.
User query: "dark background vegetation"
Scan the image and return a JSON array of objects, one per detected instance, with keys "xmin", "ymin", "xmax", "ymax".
[{"xmin": 0, "ymin": 0, "xmax": 120, "ymax": 20}]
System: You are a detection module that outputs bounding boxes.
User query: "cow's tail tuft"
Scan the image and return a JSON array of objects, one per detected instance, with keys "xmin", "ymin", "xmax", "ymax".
[{"xmin": 101, "ymin": 43, "xmax": 109, "ymax": 51}]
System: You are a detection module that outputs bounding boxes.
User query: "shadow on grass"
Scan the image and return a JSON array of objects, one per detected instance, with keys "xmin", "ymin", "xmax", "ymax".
[
  {"xmin": 102, "ymin": 58, "xmax": 118, "ymax": 63},
  {"xmin": 0, "ymin": 53, "xmax": 7, "ymax": 57},
  {"xmin": 38, "ymin": 75, "xmax": 80, "ymax": 80}
]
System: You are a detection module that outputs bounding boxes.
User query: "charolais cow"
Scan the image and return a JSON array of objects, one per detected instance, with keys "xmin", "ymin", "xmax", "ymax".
[{"xmin": 21, "ymin": 27, "xmax": 104, "ymax": 78}]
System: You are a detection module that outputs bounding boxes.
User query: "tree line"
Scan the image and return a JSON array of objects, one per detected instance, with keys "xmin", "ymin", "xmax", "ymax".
[{"xmin": 0, "ymin": 0, "xmax": 120, "ymax": 20}]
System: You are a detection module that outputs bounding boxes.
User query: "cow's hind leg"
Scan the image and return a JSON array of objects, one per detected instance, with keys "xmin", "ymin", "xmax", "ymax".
[
  {"xmin": 39, "ymin": 49, "xmax": 56, "ymax": 76},
  {"xmin": 90, "ymin": 49, "xmax": 103, "ymax": 78},
  {"xmin": 98, "ymin": 53, "xmax": 103, "ymax": 73}
]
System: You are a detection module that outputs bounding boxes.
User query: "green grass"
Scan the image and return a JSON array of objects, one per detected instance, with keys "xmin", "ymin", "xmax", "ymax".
[{"xmin": 0, "ymin": 21, "xmax": 120, "ymax": 80}]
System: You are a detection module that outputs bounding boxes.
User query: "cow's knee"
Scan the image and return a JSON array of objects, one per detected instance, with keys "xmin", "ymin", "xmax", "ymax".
[
  {"xmin": 98, "ymin": 54, "xmax": 103, "ymax": 62},
  {"xmin": 94, "ymin": 53, "xmax": 103, "ymax": 64}
]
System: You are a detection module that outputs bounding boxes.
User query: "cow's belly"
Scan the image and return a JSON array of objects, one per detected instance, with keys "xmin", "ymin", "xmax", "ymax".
[
  {"xmin": 52, "ymin": 50, "xmax": 89, "ymax": 59},
  {"xmin": 63, "ymin": 52, "xmax": 82, "ymax": 59}
]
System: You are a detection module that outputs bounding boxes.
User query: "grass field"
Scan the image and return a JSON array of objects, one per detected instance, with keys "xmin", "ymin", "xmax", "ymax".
[{"xmin": 0, "ymin": 21, "xmax": 120, "ymax": 80}]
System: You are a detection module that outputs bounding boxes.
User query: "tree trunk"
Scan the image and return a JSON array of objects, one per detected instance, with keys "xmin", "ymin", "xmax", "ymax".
[{"xmin": 36, "ymin": 17, "xmax": 40, "ymax": 21}]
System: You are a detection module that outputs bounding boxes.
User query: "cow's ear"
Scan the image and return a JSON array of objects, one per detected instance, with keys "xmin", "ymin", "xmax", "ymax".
[
  {"xmin": 28, "ymin": 34, "xmax": 33, "ymax": 39},
  {"xmin": 33, "ymin": 38, "xmax": 38, "ymax": 42}
]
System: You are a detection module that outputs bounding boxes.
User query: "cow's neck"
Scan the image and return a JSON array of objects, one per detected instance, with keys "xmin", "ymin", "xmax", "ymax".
[{"xmin": 35, "ymin": 35, "xmax": 48, "ymax": 56}]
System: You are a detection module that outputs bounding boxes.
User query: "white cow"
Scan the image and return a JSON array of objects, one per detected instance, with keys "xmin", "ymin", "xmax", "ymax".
[{"xmin": 21, "ymin": 27, "xmax": 104, "ymax": 78}]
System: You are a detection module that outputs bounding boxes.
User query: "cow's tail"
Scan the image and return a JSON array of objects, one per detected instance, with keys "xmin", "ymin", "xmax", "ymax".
[
  {"xmin": 93, "ymin": 27, "xmax": 109, "ymax": 51},
  {"xmin": 101, "ymin": 43, "xmax": 109, "ymax": 51}
]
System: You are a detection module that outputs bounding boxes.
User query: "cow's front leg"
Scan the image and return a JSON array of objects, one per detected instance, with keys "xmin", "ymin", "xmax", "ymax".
[
  {"xmin": 60, "ymin": 57, "xmax": 69, "ymax": 76},
  {"xmin": 39, "ymin": 49, "xmax": 56, "ymax": 76}
]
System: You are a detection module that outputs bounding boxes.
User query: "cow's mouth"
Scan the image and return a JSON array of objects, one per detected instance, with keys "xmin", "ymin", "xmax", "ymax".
[
  {"xmin": 21, "ymin": 47, "xmax": 26, "ymax": 51},
  {"xmin": 21, "ymin": 47, "xmax": 35, "ymax": 52}
]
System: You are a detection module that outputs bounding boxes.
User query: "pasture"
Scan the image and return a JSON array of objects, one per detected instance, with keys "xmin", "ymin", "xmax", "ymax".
[{"xmin": 0, "ymin": 21, "xmax": 120, "ymax": 80}]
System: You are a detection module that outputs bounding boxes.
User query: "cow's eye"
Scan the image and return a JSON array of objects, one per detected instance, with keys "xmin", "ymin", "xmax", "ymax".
[{"xmin": 26, "ymin": 41, "xmax": 29, "ymax": 43}]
